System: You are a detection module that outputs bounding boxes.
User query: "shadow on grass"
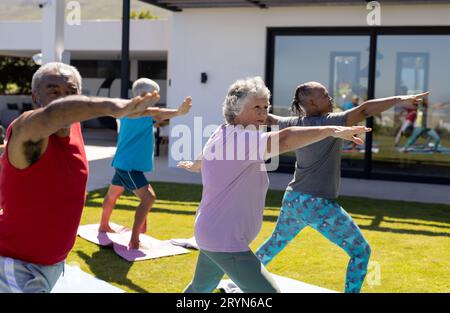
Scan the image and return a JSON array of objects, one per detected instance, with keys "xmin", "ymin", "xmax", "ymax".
[
  {"xmin": 340, "ymin": 197, "xmax": 450, "ymax": 237},
  {"xmin": 85, "ymin": 199, "xmax": 197, "ymax": 211},
  {"xmin": 76, "ymin": 249, "xmax": 148, "ymax": 293},
  {"xmin": 356, "ymin": 225, "xmax": 450, "ymax": 237},
  {"xmin": 86, "ymin": 182, "xmax": 204, "ymax": 204},
  {"xmin": 86, "ymin": 182, "xmax": 450, "ymax": 238},
  {"xmin": 85, "ymin": 200, "xmax": 197, "ymax": 216},
  {"xmin": 85, "ymin": 202, "xmax": 450, "ymax": 237}
]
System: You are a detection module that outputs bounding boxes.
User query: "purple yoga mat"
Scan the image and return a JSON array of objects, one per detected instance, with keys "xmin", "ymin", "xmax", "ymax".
[{"xmin": 77, "ymin": 224, "xmax": 190, "ymax": 262}]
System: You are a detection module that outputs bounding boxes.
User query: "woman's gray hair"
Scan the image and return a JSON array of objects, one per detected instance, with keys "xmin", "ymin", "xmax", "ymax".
[
  {"xmin": 31, "ymin": 62, "xmax": 82, "ymax": 93},
  {"xmin": 222, "ymin": 76, "xmax": 271, "ymax": 123},
  {"xmin": 132, "ymin": 78, "xmax": 160, "ymax": 97}
]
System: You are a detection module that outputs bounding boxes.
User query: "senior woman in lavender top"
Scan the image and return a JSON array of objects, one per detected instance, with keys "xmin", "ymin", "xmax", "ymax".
[{"xmin": 177, "ymin": 77, "xmax": 370, "ymax": 293}]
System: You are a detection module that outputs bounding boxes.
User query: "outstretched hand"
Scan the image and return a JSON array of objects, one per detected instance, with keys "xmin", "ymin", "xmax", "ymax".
[
  {"xmin": 177, "ymin": 160, "xmax": 200, "ymax": 173},
  {"xmin": 177, "ymin": 97, "xmax": 193, "ymax": 116},
  {"xmin": 399, "ymin": 91, "xmax": 429, "ymax": 107},
  {"xmin": 113, "ymin": 91, "xmax": 161, "ymax": 118},
  {"xmin": 332, "ymin": 126, "xmax": 372, "ymax": 145}
]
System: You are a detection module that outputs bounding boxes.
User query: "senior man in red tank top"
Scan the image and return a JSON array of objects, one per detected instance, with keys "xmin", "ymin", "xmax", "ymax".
[{"xmin": 0, "ymin": 62, "xmax": 161, "ymax": 293}]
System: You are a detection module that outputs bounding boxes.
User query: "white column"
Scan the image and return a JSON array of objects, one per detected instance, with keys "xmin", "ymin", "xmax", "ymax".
[
  {"xmin": 130, "ymin": 60, "xmax": 138, "ymax": 81},
  {"xmin": 41, "ymin": 0, "xmax": 65, "ymax": 64}
]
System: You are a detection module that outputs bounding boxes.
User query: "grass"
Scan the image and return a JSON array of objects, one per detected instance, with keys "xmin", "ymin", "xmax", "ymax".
[
  {"xmin": 285, "ymin": 133, "xmax": 450, "ymax": 165},
  {"xmin": 68, "ymin": 182, "xmax": 450, "ymax": 293},
  {"xmin": 342, "ymin": 133, "xmax": 450, "ymax": 164}
]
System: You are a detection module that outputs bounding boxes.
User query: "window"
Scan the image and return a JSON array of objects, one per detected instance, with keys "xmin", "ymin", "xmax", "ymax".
[
  {"xmin": 138, "ymin": 61, "xmax": 167, "ymax": 80},
  {"xmin": 271, "ymin": 34, "xmax": 370, "ymax": 174},
  {"xmin": 267, "ymin": 27, "xmax": 450, "ymax": 183},
  {"xmin": 374, "ymin": 36, "xmax": 450, "ymax": 180},
  {"xmin": 71, "ymin": 60, "xmax": 124, "ymax": 79},
  {"xmin": 396, "ymin": 52, "xmax": 429, "ymax": 95},
  {"xmin": 330, "ymin": 52, "xmax": 362, "ymax": 110}
]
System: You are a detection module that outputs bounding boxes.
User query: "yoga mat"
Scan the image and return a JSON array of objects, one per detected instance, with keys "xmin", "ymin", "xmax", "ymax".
[
  {"xmin": 112, "ymin": 232, "xmax": 191, "ymax": 262},
  {"xmin": 52, "ymin": 263, "xmax": 124, "ymax": 293},
  {"xmin": 78, "ymin": 224, "xmax": 191, "ymax": 262},
  {"xmin": 398, "ymin": 146, "xmax": 450, "ymax": 154},
  {"xmin": 77, "ymin": 223, "xmax": 129, "ymax": 246},
  {"xmin": 217, "ymin": 274, "xmax": 337, "ymax": 293},
  {"xmin": 170, "ymin": 237, "xmax": 199, "ymax": 250}
]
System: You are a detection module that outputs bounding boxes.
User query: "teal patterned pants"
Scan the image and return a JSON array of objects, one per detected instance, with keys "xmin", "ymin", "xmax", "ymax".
[{"xmin": 256, "ymin": 190, "xmax": 371, "ymax": 293}]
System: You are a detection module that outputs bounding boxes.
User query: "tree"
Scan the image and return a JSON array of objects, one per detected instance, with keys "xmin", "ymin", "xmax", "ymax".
[
  {"xmin": 130, "ymin": 9, "xmax": 157, "ymax": 20},
  {"xmin": 0, "ymin": 56, "xmax": 39, "ymax": 95}
]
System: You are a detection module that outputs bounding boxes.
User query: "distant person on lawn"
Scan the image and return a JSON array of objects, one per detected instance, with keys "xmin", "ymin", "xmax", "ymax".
[{"xmin": 98, "ymin": 78, "xmax": 193, "ymax": 250}]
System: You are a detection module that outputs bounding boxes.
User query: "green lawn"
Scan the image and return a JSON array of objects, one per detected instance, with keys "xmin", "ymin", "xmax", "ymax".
[
  {"xmin": 68, "ymin": 182, "xmax": 450, "ymax": 293},
  {"xmin": 283, "ymin": 133, "xmax": 450, "ymax": 165},
  {"xmin": 342, "ymin": 133, "xmax": 450, "ymax": 164}
]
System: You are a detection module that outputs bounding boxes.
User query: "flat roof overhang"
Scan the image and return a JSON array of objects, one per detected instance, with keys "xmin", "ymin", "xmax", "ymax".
[{"xmin": 139, "ymin": 0, "xmax": 450, "ymax": 12}]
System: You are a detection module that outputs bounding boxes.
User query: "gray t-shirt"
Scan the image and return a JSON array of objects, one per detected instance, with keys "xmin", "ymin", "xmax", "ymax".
[{"xmin": 278, "ymin": 112, "xmax": 349, "ymax": 199}]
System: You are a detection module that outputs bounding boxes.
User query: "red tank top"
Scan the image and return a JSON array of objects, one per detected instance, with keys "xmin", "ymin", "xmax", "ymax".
[
  {"xmin": 0, "ymin": 122, "xmax": 88, "ymax": 265},
  {"xmin": 405, "ymin": 109, "xmax": 417, "ymax": 123}
]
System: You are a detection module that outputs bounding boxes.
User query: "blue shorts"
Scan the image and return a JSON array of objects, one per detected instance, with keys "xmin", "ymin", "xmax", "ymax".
[{"xmin": 111, "ymin": 168, "xmax": 148, "ymax": 191}]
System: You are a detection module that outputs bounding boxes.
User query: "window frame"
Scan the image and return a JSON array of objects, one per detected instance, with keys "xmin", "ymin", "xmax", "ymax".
[{"xmin": 266, "ymin": 26, "xmax": 450, "ymax": 184}]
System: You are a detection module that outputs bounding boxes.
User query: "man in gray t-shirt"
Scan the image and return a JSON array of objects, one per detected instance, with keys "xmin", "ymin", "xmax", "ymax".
[
  {"xmin": 278, "ymin": 112, "xmax": 347, "ymax": 199},
  {"xmin": 255, "ymin": 81, "xmax": 428, "ymax": 293}
]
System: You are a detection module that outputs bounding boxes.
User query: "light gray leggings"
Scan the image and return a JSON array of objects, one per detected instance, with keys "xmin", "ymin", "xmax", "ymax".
[
  {"xmin": 0, "ymin": 256, "xmax": 64, "ymax": 293},
  {"xmin": 184, "ymin": 250, "xmax": 280, "ymax": 293}
]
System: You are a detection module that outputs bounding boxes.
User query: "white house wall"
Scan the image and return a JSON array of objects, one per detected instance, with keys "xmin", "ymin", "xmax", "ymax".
[
  {"xmin": 167, "ymin": 4, "xmax": 450, "ymax": 166},
  {"xmin": 0, "ymin": 20, "xmax": 170, "ymax": 57},
  {"xmin": 0, "ymin": 21, "xmax": 41, "ymax": 54},
  {"xmin": 65, "ymin": 20, "xmax": 170, "ymax": 54}
]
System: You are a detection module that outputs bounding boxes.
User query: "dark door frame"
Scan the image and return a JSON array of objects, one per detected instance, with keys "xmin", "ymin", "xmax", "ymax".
[{"xmin": 265, "ymin": 26, "xmax": 450, "ymax": 184}]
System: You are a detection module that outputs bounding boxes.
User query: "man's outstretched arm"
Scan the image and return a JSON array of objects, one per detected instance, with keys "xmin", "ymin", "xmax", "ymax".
[
  {"xmin": 266, "ymin": 125, "xmax": 371, "ymax": 158},
  {"xmin": 14, "ymin": 92, "xmax": 160, "ymax": 142},
  {"xmin": 345, "ymin": 92, "xmax": 429, "ymax": 126},
  {"xmin": 9, "ymin": 92, "xmax": 160, "ymax": 169}
]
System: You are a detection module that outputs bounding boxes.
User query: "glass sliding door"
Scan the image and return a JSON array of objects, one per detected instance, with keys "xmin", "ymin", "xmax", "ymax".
[
  {"xmin": 373, "ymin": 35, "xmax": 450, "ymax": 180},
  {"xmin": 267, "ymin": 27, "xmax": 450, "ymax": 183},
  {"xmin": 330, "ymin": 52, "xmax": 362, "ymax": 109},
  {"xmin": 271, "ymin": 35, "xmax": 370, "ymax": 173}
]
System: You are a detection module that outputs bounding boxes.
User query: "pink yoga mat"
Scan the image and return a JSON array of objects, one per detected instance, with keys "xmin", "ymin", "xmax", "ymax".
[
  {"xmin": 77, "ymin": 224, "xmax": 190, "ymax": 262},
  {"xmin": 77, "ymin": 223, "xmax": 129, "ymax": 246},
  {"xmin": 112, "ymin": 233, "xmax": 190, "ymax": 262}
]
